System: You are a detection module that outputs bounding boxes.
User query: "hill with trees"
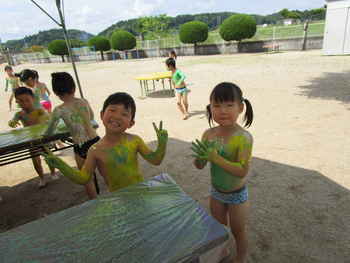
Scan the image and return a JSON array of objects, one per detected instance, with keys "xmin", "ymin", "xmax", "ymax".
[{"xmin": 4, "ymin": 29, "xmax": 93, "ymax": 52}]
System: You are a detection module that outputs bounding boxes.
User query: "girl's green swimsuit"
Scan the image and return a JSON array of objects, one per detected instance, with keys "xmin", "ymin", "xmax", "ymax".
[{"xmin": 210, "ymin": 129, "xmax": 253, "ymax": 192}]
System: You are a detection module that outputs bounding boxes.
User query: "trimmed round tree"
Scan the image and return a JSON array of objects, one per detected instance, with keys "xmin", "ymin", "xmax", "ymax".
[
  {"xmin": 48, "ymin": 39, "xmax": 68, "ymax": 62},
  {"xmin": 179, "ymin": 21, "xmax": 208, "ymax": 54},
  {"xmin": 219, "ymin": 14, "xmax": 257, "ymax": 44},
  {"xmin": 88, "ymin": 36, "xmax": 111, "ymax": 61},
  {"xmin": 110, "ymin": 30, "xmax": 136, "ymax": 58}
]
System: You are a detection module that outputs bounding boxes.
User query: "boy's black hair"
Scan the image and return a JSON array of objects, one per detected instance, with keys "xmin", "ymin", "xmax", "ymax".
[
  {"xmin": 170, "ymin": 50, "xmax": 177, "ymax": 59},
  {"xmin": 165, "ymin": 57, "xmax": 176, "ymax": 68},
  {"xmin": 18, "ymin": 69, "xmax": 36, "ymax": 82},
  {"xmin": 4, "ymin": 65, "xmax": 12, "ymax": 71},
  {"xmin": 207, "ymin": 82, "xmax": 254, "ymax": 128},
  {"xmin": 51, "ymin": 72, "xmax": 76, "ymax": 96},
  {"xmin": 102, "ymin": 92, "xmax": 136, "ymax": 121},
  {"xmin": 14, "ymin": 86, "xmax": 34, "ymax": 98}
]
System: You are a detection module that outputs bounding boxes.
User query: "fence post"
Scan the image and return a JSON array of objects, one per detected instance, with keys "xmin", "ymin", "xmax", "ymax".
[{"xmin": 302, "ymin": 20, "xmax": 309, "ymax": 51}]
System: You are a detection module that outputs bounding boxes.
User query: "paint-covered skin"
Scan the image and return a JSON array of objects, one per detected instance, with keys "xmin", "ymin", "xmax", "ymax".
[
  {"xmin": 192, "ymin": 127, "xmax": 253, "ymax": 192},
  {"xmin": 5, "ymin": 77, "xmax": 19, "ymax": 92},
  {"xmin": 9, "ymin": 108, "xmax": 49, "ymax": 128},
  {"xmin": 44, "ymin": 131, "xmax": 168, "ymax": 192},
  {"xmin": 45, "ymin": 98, "xmax": 97, "ymax": 145}
]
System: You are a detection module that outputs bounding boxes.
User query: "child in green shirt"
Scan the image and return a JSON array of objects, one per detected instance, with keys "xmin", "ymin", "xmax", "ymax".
[{"xmin": 166, "ymin": 58, "xmax": 189, "ymax": 120}]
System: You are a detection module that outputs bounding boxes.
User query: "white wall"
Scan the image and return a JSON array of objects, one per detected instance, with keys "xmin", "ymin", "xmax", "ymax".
[{"xmin": 323, "ymin": 0, "xmax": 350, "ymax": 55}]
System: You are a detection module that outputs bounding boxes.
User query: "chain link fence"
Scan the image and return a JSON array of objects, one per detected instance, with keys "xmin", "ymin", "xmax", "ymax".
[
  {"xmin": 137, "ymin": 22, "xmax": 325, "ymax": 49},
  {"xmin": 11, "ymin": 22, "xmax": 325, "ymax": 64}
]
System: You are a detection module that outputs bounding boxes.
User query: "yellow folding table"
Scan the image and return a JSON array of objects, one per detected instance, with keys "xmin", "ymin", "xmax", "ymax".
[{"xmin": 135, "ymin": 71, "xmax": 173, "ymax": 97}]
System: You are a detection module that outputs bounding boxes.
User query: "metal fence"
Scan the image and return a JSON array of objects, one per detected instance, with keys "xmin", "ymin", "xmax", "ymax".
[
  {"xmin": 12, "ymin": 22, "xmax": 325, "ymax": 64},
  {"xmin": 137, "ymin": 22, "xmax": 325, "ymax": 49}
]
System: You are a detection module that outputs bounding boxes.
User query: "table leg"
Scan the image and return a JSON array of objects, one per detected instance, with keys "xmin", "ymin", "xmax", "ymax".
[
  {"xmin": 152, "ymin": 80, "xmax": 155, "ymax": 91},
  {"xmin": 139, "ymin": 80, "xmax": 143, "ymax": 97},
  {"xmin": 145, "ymin": 80, "xmax": 149, "ymax": 96}
]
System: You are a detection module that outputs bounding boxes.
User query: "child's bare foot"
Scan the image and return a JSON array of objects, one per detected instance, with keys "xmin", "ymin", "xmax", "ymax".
[
  {"xmin": 183, "ymin": 114, "xmax": 189, "ymax": 120},
  {"xmin": 51, "ymin": 172, "xmax": 59, "ymax": 180},
  {"xmin": 38, "ymin": 178, "xmax": 47, "ymax": 189}
]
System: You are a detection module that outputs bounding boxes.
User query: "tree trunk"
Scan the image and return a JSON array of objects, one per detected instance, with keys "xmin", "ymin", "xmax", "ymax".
[
  {"xmin": 61, "ymin": 55, "xmax": 65, "ymax": 62},
  {"xmin": 194, "ymin": 42, "xmax": 197, "ymax": 55},
  {"xmin": 100, "ymin": 50, "xmax": 104, "ymax": 61}
]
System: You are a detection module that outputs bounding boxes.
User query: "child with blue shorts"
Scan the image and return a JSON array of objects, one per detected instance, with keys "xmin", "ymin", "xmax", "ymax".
[
  {"xmin": 166, "ymin": 58, "xmax": 189, "ymax": 120},
  {"xmin": 192, "ymin": 82, "xmax": 254, "ymax": 263}
]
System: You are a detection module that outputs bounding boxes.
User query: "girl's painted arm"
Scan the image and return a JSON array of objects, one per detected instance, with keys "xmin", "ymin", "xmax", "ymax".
[
  {"xmin": 43, "ymin": 149, "xmax": 96, "ymax": 185},
  {"xmin": 45, "ymin": 108, "xmax": 60, "ymax": 136},
  {"xmin": 138, "ymin": 122, "xmax": 168, "ymax": 165},
  {"xmin": 84, "ymin": 99, "xmax": 95, "ymax": 120}
]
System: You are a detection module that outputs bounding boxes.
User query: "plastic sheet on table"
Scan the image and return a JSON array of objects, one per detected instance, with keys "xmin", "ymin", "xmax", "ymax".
[{"xmin": 0, "ymin": 173, "xmax": 229, "ymax": 263}]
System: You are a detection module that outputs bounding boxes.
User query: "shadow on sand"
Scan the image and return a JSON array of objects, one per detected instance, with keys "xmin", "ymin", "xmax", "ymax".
[{"xmin": 0, "ymin": 138, "xmax": 349, "ymax": 262}]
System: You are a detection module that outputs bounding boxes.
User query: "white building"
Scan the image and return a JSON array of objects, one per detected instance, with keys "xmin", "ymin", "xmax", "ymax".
[
  {"xmin": 323, "ymin": 0, "xmax": 350, "ymax": 55},
  {"xmin": 283, "ymin": 19, "xmax": 296, "ymax": 25}
]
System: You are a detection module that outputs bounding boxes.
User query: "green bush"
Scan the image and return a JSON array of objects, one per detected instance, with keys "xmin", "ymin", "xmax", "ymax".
[
  {"xmin": 48, "ymin": 39, "xmax": 68, "ymax": 62},
  {"xmin": 179, "ymin": 21, "xmax": 208, "ymax": 46},
  {"xmin": 110, "ymin": 30, "xmax": 136, "ymax": 51},
  {"xmin": 219, "ymin": 14, "xmax": 257, "ymax": 42},
  {"xmin": 70, "ymin": 39, "xmax": 85, "ymax": 48},
  {"xmin": 88, "ymin": 36, "xmax": 111, "ymax": 60}
]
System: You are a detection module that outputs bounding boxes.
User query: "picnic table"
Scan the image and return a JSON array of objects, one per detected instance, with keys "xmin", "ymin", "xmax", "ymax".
[
  {"xmin": 135, "ymin": 71, "xmax": 173, "ymax": 97},
  {"xmin": 0, "ymin": 174, "xmax": 230, "ymax": 263},
  {"xmin": 0, "ymin": 120, "xmax": 100, "ymax": 193},
  {"xmin": 0, "ymin": 120, "xmax": 98, "ymax": 166}
]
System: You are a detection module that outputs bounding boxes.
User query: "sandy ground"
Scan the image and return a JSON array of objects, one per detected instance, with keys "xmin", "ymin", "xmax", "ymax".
[{"xmin": 0, "ymin": 50, "xmax": 349, "ymax": 262}]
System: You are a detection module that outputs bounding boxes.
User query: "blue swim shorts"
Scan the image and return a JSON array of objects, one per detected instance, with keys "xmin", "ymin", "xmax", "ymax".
[
  {"xmin": 175, "ymin": 87, "xmax": 188, "ymax": 94},
  {"xmin": 210, "ymin": 185, "xmax": 248, "ymax": 205}
]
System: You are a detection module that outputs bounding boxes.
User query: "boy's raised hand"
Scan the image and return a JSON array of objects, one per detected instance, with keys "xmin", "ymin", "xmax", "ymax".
[
  {"xmin": 153, "ymin": 121, "xmax": 168, "ymax": 145},
  {"xmin": 191, "ymin": 139, "xmax": 219, "ymax": 162}
]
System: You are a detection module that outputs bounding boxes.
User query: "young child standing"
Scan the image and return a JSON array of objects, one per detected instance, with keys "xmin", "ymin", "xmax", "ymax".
[
  {"xmin": 165, "ymin": 58, "xmax": 189, "ymax": 120},
  {"xmin": 8, "ymin": 87, "xmax": 58, "ymax": 188},
  {"xmin": 18, "ymin": 69, "xmax": 43, "ymax": 109},
  {"xmin": 4, "ymin": 65, "xmax": 20, "ymax": 111},
  {"xmin": 192, "ymin": 82, "xmax": 254, "ymax": 263},
  {"xmin": 44, "ymin": 92, "xmax": 168, "ymax": 194},
  {"xmin": 44, "ymin": 72, "xmax": 99, "ymax": 199},
  {"xmin": 33, "ymin": 70, "xmax": 53, "ymax": 113}
]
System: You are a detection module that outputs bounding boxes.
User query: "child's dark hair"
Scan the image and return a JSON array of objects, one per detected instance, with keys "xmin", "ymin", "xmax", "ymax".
[
  {"xmin": 165, "ymin": 58, "xmax": 176, "ymax": 68},
  {"xmin": 14, "ymin": 86, "xmax": 34, "ymax": 98},
  {"xmin": 207, "ymin": 82, "xmax": 254, "ymax": 128},
  {"xmin": 170, "ymin": 50, "xmax": 177, "ymax": 60},
  {"xmin": 102, "ymin": 92, "xmax": 136, "ymax": 121},
  {"xmin": 51, "ymin": 72, "xmax": 75, "ymax": 96},
  {"xmin": 4, "ymin": 65, "xmax": 12, "ymax": 71},
  {"xmin": 18, "ymin": 69, "xmax": 36, "ymax": 82}
]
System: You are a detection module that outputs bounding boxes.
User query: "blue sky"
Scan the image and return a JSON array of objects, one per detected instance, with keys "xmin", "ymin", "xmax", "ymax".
[{"xmin": 0, "ymin": 0, "xmax": 325, "ymax": 42}]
